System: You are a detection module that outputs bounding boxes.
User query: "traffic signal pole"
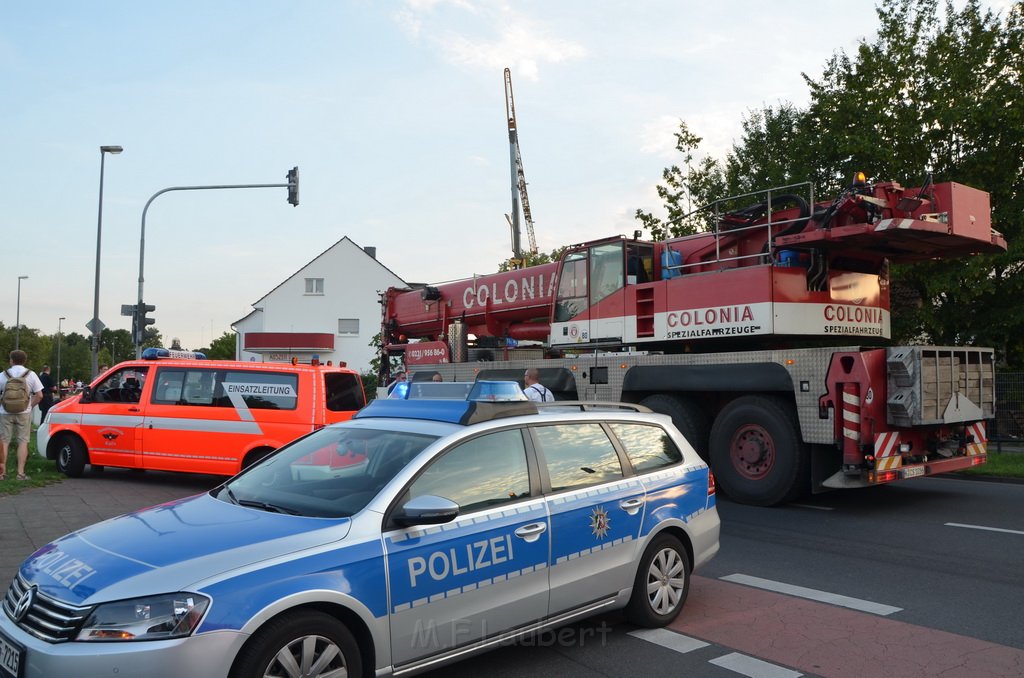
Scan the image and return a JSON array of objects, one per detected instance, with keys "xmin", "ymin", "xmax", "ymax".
[{"xmin": 134, "ymin": 170, "xmax": 299, "ymax": 358}]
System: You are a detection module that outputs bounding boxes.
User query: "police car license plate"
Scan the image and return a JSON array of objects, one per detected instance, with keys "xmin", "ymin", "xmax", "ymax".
[
  {"xmin": 0, "ymin": 628, "xmax": 23, "ymax": 678},
  {"xmin": 901, "ymin": 466, "xmax": 925, "ymax": 479}
]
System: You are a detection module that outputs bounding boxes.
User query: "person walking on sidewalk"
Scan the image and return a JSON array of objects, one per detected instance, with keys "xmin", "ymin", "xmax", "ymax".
[
  {"xmin": 0, "ymin": 350, "xmax": 44, "ymax": 481},
  {"xmin": 38, "ymin": 365, "xmax": 55, "ymax": 420},
  {"xmin": 523, "ymin": 367, "xmax": 555, "ymax": 402}
]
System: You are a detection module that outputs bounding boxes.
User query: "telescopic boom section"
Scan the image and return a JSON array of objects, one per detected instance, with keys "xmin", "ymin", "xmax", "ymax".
[{"xmin": 505, "ymin": 68, "xmax": 538, "ymax": 266}]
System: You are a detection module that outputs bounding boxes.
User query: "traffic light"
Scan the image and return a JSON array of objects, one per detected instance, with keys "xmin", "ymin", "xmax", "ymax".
[
  {"xmin": 286, "ymin": 166, "xmax": 299, "ymax": 206},
  {"xmin": 134, "ymin": 303, "xmax": 156, "ymax": 345}
]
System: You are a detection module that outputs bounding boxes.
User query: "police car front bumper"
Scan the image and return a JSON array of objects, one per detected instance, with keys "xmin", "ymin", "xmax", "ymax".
[{"xmin": 0, "ymin": 613, "xmax": 246, "ymax": 678}]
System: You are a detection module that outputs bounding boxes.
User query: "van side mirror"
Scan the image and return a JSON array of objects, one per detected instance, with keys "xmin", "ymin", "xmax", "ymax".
[{"xmin": 80, "ymin": 386, "xmax": 93, "ymax": 404}]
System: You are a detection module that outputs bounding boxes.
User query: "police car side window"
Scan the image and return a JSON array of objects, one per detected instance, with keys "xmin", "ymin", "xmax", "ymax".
[
  {"xmin": 408, "ymin": 429, "xmax": 530, "ymax": 514},
  {"xmin": 534, "ymin": 423, "xmax": 623, "ymax": 492},
  {"xmin": 608, "ymin": 423, "xmax": 683, "ymax": 472}
]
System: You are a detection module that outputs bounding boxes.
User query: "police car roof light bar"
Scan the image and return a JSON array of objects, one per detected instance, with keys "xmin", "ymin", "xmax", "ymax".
[{"xmin": 355, "ymin": 399, "xmax": 539, "ymax": 426}]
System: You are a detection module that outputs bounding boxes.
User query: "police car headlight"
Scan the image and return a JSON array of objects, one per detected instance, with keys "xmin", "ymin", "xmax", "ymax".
[{"xmin": 76, "ymin": 593, "xmax": 210, "ymax": 641}]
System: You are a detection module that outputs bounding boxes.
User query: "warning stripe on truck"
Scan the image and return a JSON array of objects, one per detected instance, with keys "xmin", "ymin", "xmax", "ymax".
[{"xmin": 874, "ymin": 432, "xmax": 901, "ymax": 471}]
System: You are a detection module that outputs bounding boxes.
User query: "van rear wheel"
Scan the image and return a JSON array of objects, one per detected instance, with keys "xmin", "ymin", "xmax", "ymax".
[{"xmin": 242, "ymin": 447, "xmax": 275, "ymax": 470}]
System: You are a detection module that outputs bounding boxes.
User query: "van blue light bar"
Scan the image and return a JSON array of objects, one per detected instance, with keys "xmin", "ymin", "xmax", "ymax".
[{"xmin": 142, "ymin": 347, "xmax": 208, "ymax": 360}]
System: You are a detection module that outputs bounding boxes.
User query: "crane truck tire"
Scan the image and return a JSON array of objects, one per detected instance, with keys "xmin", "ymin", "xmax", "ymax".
[
  {"xmin": 708, "ymin": 395, "xmax": 809, "ymax": 506},
  {"xmin": 640, "ymin": 394, "xmax": 709, "ymax": 460}
]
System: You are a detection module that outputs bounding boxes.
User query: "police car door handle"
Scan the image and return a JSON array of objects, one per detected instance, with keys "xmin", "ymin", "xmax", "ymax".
[
  {"xmin": 619, "ymin": 498, "xmax": 644, "ymax": 515},
  {"xmin": 514, "ymin": 522, "xmax": 547, "ymax": 543},
  {"xmin": 128, "ymin": 407, "xmax": 141, "ymax": 413}
]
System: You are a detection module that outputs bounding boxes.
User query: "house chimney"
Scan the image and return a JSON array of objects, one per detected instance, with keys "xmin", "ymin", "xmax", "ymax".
[{"xmin": 364, "ymin": 246, "xmax": 377, "ymax": 259}]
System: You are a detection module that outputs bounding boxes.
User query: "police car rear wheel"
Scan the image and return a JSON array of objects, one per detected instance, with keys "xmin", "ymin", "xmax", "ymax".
[
  {"xmin": 625, "ymin": 533, "xmax": 690, "ymax": 627},
  {"xmin": 55, "ymin": 436, "xmax": 87, "ymax": 478},
  {"xmin": 231, "ymin": 610, "xmax": 362, "ymax": 678}
]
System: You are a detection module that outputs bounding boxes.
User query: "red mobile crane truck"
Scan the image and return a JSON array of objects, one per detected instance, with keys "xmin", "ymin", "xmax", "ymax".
[{"xmin": 380, "ymin": 176, "xmax": 1006, "ymax": 505}]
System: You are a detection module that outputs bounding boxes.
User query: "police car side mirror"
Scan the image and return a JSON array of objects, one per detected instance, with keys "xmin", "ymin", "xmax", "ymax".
[
  {"xmin": 394, "ymin": 495, "xmax": 460, "ymax": 527},
  {"xmin": 80, "ymin": 386, "xmax": 94, "ymax": 404}
]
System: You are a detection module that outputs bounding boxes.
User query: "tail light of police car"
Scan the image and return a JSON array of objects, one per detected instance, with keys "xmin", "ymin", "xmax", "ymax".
[
  {"xmin": 76, "ymin": 593, "xmax": 211, "ymax": 641},
  {"xmin": 708, "ymin": 471, "xmax": 716, "ymax": 496}
]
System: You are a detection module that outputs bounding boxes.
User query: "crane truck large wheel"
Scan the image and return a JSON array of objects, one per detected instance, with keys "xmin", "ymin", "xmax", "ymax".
[
  {"xmin": 640, "ymin": 394, "xmax": 710, "ymax": 460},
  {"xmin": 709, "ymin": 395, "xmax": 808, "ymax": 506}
]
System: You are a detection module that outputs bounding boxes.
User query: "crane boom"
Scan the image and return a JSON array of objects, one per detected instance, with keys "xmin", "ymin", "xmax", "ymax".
[{"xmin": 505, "ymin": 68, "xmax": 538, "ymax": 266}]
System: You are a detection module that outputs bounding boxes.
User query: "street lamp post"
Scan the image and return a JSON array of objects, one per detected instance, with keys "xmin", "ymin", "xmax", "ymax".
[
  {"xmin": 92, "ymin": 145, "xmax": 123, "ymax": 380},
  {"xmin": 15, "ymin": 275, "xmax": 28, "ymax": 349},
  {"xmin": 57, "ymin": 316, "xmax": 66, "ymax": 398},
  {"xmin": 134, "ymin": 169, "xmax": 299, "ymax": 357}
]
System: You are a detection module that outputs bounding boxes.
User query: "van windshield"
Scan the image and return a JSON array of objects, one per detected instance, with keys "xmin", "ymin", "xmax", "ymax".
[{"xmin": 217, "ymin": 426, "xmax": 438, "ymax": 518}]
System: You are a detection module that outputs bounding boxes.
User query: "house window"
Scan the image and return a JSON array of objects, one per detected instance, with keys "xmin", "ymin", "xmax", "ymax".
[
  {"xmin": 305, "ymin": 278, "xmax": 324, "ymax": 295},
  {"xmin": 338, "ymin": 318, "xmax": 360, "ymax": 336}
]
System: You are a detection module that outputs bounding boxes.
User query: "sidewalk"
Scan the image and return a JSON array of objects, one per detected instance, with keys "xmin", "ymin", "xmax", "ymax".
[{"xmin": 0, "ymin": 468, "xmax": 223, "ymax": 588}]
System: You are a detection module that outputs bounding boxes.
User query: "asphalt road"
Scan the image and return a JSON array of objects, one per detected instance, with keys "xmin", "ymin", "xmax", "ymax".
[{"xmin": 2, "ymin": 472, "xmax": 1023, "ymax": 677}]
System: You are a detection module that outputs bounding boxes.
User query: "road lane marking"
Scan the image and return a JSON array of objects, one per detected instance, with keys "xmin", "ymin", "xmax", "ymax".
[
  {"xmin": 720, "ymin": 574, "xmax": 902, "ymax": 616},
  {"xmin": 675, "ymin": 576, "xmax": 1024, "ymax": 678},
  {"xmin": 945, "ymin": 522, "xmax": 1024, "ymax": 536},
  {"xmin": 628, "ymin": 628, "xmax": 708, "ymax": 653},
  {"xmin": 710, "ymin": 653, "xmax": 803, "ymax": 678}
]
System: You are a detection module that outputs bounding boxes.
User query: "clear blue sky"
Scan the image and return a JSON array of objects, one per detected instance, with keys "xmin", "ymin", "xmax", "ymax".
[{"xmin": 2, "ymin": 1, "xmax": 1008, "ymax": 350}]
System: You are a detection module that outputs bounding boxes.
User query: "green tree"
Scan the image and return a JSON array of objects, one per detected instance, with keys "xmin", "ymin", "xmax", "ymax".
[
  {"xmin": 634, "ymin": 122, "xmax": 726, "ymax": 240},
  {"xmin": 637, "ymin": 0, "xmax": 1024, "ymax": 366},
  {"xmin": 206, "ymin": 331, "xmax": 237, "ymax": 360}
]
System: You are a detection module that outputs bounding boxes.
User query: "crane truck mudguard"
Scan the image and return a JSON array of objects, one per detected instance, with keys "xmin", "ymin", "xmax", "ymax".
[{"xmin": 621, "ymin": 363, "xmax": 794, "ymax": 394}]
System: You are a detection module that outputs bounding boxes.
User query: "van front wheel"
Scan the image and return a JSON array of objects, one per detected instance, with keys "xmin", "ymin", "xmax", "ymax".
[{"xmin": 55, "ymin": 436, "xmax": 87, "ymax": 477}]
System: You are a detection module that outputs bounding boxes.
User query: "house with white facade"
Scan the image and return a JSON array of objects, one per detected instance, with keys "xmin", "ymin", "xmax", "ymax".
[{"xmin": 232, "ymin": 237, "xmax": 405, "ymax": 373}]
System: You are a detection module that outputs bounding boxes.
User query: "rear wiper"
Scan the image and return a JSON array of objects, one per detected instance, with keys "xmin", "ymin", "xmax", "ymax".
[{"xmin": 237, "ymin": 499, "xmax": 299, "ymax": 515}]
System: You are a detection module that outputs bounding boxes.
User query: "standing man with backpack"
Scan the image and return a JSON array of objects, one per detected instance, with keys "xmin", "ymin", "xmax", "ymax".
[{"xmin": 0, "ymin": 350, "xmax": 44, "ymax": 481}]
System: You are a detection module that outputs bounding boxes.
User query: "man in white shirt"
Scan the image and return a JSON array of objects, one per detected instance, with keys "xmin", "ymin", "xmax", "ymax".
[
  {"xmin": 0, "ymin": 350, "xmax": 45, "ymax": 481},
  {"xmin": 523, "ymin": 367, "xmax": 555, "ymax": 402}
]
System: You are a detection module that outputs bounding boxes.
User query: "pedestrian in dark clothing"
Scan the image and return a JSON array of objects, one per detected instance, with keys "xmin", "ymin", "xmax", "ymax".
[{"xmin": 38, "ymin": 365, "xmax": 55, "ymax": 420}]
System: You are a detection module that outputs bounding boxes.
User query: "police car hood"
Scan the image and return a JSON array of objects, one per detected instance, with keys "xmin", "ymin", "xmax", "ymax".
[{"xmin": 19, "ymin": 493, "xmax": 352, "ymax": 606}]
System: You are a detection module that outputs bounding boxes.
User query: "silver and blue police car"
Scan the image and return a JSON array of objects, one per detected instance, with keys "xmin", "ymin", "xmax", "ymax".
[{"xmin": 0, "ymin": 383, "xmax": 719, "ymax": 678}]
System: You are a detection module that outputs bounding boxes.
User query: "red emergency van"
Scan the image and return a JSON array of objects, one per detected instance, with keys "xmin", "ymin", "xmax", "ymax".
[{"xmin": 37, "ymin": 350, "xmax": 366, "ymax": 477}]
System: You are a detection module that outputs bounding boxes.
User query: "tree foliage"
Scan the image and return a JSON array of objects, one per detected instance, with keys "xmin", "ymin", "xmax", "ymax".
[
  {"xmin": 636, "ymin": 0, "xmax": 1024, "ymax": 366},
  {"xmin": 206, "ymin": 331, "xmax": 238, "ymax": 360}
]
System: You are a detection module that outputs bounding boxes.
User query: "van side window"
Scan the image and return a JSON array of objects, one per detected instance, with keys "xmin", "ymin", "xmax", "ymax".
[
  {"xmin": 324, "ymin": 373, "xmax": 365, "ymax": 412},
  {"xmin": 93, "ymin": 367, "xmax": 149, "ymax": 404},
  {"xmin": 221, "ymin": 370, "xmax": 298, "ymax": 410},
  {"xmin": 152, "ymin": 369, "xmax": 298, "ymax": 410}
]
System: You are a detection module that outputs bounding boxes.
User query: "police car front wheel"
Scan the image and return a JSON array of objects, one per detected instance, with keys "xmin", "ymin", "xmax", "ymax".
[
  {"xmin": 230, "ymin": 610, "xmax": 362, "ymax": 678},
  {"xmin": 625, "ymin": 533, "xmax": 691, "ymax": 627}
]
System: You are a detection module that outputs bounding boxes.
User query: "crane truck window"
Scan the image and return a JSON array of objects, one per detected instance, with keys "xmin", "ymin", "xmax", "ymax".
[{"xmin": 555, "ymin": 251, "xmax": 589, "ymax": 321}]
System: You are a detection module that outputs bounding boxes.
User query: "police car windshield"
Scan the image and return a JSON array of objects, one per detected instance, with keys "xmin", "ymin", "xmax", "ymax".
[{"xmin": 219, "ymin": 426, "xmax": 438, "ymax": 518}]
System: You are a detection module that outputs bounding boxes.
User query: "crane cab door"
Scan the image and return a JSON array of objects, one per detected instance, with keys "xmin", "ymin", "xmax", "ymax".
[{"xmin": 551, "ymin": 241, "xmax": 633, "ymax": 345}]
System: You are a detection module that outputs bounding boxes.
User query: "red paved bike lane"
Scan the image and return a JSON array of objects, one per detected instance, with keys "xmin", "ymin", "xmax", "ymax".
[{"xmin": 672, "ymin": 576, "xmax": 1024, "ymax": 678}]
